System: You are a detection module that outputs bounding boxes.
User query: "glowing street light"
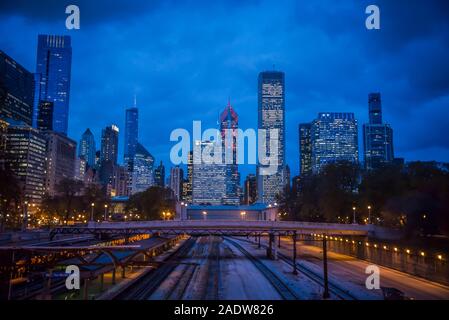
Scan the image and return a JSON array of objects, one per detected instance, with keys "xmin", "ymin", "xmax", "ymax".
[
  {"xmin": 240, "ymin": 211, "xmax": 246, "ymax": 221},
  {"xmin": 352, "ymin": 207, "xmax": 357, "ymax": 224},
  {"xmin": 90, "ymin": 203, "xmax": 95, "ymax": 222},
  {"xmin": 202, "ymin": 211, "xmax": 207, "ymax": 220},
  {"xmin": 104, "ymin": 204, "xmax": 108, "ymax": 221},
  {"xmin": 367, "ymin": 205, "xmax": 372, "ymax": 224}
]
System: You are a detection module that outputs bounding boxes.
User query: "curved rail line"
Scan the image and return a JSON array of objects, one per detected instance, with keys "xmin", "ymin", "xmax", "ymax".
[
  {"xmin": 230, "ymin": 236, "xmax": 357, "ymax": 300},
  {"xmin": 224, "ymin": 237, "xmax": 300, "ymax": 300}
]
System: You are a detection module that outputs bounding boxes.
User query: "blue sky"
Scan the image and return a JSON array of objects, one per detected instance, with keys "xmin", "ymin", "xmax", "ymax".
[{"xmin": 1, "ymin": 0, "xmax": 448, "ymax": 180}]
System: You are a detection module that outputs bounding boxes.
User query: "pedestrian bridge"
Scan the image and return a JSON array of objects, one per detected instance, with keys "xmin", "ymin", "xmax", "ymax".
[{"xmin": 50, "ymin": 220, "xmax": 374, "ymax": 239}]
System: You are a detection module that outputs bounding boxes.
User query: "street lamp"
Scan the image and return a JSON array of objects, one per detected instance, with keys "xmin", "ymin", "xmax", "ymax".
[
  {"xmin": 367, "ymin": 205, "xmax": 372, "ymax": 224},
  {"xmin": 240, "ymin": 211, "xmax": 246, "ymax": 221},
  {"xmin": 162, "ymin": 211, "xmax": 166, "ymax": 220},
  {"xmin": 202, "ymin": 211, "xmax": 207, "ymax": 220},
  {"xmin": 352, "ymin": 206, "xmax": 357, "ymax": 224},
  {"xmin": 104, "ymin": 204, "xmax": 108, "ymax": 221},
  {"xmin": 90, "ymin": 203, "xmax": 95, "ymax": 222}
]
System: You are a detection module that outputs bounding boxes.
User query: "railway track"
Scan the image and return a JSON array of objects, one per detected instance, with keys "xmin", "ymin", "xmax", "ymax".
[
  {"xmin": 224, "ymin": 237, "xmax": 300, "ymax": 300},
  {"xmin": 230, "ymin": 236, "xmax": 357, "ymax": 300},
  {"xmin": 113, "ymin": 237, "xmax": 197, "ymax": 300}
]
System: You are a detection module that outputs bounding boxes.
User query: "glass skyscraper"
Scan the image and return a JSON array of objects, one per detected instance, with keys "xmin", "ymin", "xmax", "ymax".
[
  {"xmin": 0, "ymin": 50, "xmax": 34, "ymax": 126},
  {"xmin": 4, "ymin": 121, "xmax": 47, "ymax": 204},
  {"xmin": 100, "ymin": 124, "xmax": 119, "ymax": 165},
  {"xmin": 124, "ymin": 106, "xmax": 138, "ymax": 164},
  {"xmin": 363, "ymin": 93, "xmax": 394, "ymax": 170},
  {"xmin": 311, "ymin": 112, "xmax": 359, "ymax": 173},
  {"xmin": 257, "ymin": 71, "xmax": 286, "ymax": 204},
  {"xmin": 79, "ymin": 128, "xmax": 96, "ymax": 167},
  {"xmin": 299, "ymin": 123, "xmax": 312, "ymax": 176},
  {"xmin": 220, "ymin": 100, "xmax": 240, "ymax": 205},
  {"xmin": 131, "ymin": 142, "xmax": 155, "ymax": 194},
  {"xmin": 192, "ymin": 140, "xmax": 226, "ymax": 205},
  {"xmin": 36, "ymin": 35, "xmax": 72, "ymax": 135}
]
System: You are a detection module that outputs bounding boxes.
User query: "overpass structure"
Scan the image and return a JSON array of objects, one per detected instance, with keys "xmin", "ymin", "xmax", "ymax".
[{"xmin": 49, "ymin": 220, "xmax": 371, "ymax": 239}]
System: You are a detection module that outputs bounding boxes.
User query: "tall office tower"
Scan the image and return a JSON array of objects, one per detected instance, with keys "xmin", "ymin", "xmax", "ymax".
[
  {"xmin": 181, "ymin": 151, "xmax": 193, "ymax": 203},
  {"xmin": 368, "ymin": 93, "xmax": 382, "ymax": 124},
  {"xmin": 257, "ymin": 71, "xmax": 286, "ymax": 204},
  {"xmin": 311, "ymin": 112, "xmax": 359, "ymax": 173},
  {"xmin": 100, "ymin": 125, "xmax": 119, "ymax": 164},
  {"xmin": 4, "ymin": 121, "xmax": 46, "ymax": 204},
  {"xmin": 78, "ymin": 128, "xmax": 96, "ymax": 167},
  {"xmin": 37, "ymin": 101, "xmax": 54, "ymax": 131},
  {"xmin": 244, "ymin": 174, "xmax": 257, "ymax": 205},
  {"xmin": 44, "ymin": 131, "xmax": 77, "ymax": 196},
  {"xmin": 131, "ymin": 143, "xmax": 155, "ymax": 194},
  {"xmin": 169, "ymin": 166, "xmax": 184, "ymax": 201},
  {"xmin": 192, "ymin": 140, "xmax": 226, "ymax": 205},
  {"xmin": 299, "ymin": 123, "xmax": 312, "ymax": 176},
  {"xmin": 36, "ymin": 35, "xmax": 72, "ymax": 135},
  {"xmin": 363, "ymin": 93, "xmax": 394, "ymax": 170},
  {"xmin": 220, "ymin": 100, "xmax": 240, "ymax": 205},
  {"xmin": 154, "ymin": 161, "xmax": 165, "ymax": 188},
  {"xmin": 112, "ymin": 165, "xmax": 129, "ymax": 197},
  {"xmin": 124, "ymin": 106, "xmax": 138, "ymax": 166},
  {"xmin": 0, "ymin": 50, "xmax": 34, "ymax": 126}
]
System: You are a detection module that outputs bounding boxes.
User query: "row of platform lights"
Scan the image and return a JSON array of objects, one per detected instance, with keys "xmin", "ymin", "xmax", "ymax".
[{"xmin": 310, "ymin": 233, "xmax": 445, "ymax": 262}]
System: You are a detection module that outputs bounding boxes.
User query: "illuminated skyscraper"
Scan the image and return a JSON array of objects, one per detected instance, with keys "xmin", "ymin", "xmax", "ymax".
[
  {"xmin": 36, "ymin": 35, "xmax": 72, "ymax": 135},
  {"xmin": 0, "ymin": 50, "xmax": 34, "ymax": 126},
  {"xmin": 257, "ymin": 71, "xmax": 286, "ymax": 204},
  {"xmin": 131, "ymin": 143, "xmax": 154, "ymax": 194},
  {"xmin": 44, "ymin": 131, "xmax": 77, "ymax": 196},
  {"xmin": 182, "ymin": 151, "xmax": 193, "ymax": 203},
  {"xmin": 169, "ymin": 166, "xmax": 184, "ymax": 201},
  {"xmin": 363, "ymin": 93, "xmax": 394, "ymax": 170},
  {"xmin": 192, "ymin": 140, "xmax": 226, "ymax": 205},
  {"xmin": 220, "ymin": 100, "xmax": 240, "ymax": 205},
  {"xmin": 78, "ymin": 128, "xmax": 96, "ymax": 167},
  {"xmin": 4, "ymin": 121, "xmax": 46, "ymax": 204},
  {"xmin": 311, "ymin": 112, "xmax": 358, "ymax": 172},
  {"xmin": 100, "ymin": 125, "xmax": 119, "ymax": 165},
  {"xmin": 124, "ymin": 106, "xmax": 138, "ymax": 167},
  {"xmin": 299, "ymin": 123, "xmax": 312, "ymax": 176},
  {"xmin": 154, "ymin": 161, "xmax": 165, "ymax": 188}
]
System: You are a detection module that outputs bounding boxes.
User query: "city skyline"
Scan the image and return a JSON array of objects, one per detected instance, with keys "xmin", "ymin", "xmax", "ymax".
[{"xmin": 1, "ymin": 1, "xmax": 448, "ymax": 182}]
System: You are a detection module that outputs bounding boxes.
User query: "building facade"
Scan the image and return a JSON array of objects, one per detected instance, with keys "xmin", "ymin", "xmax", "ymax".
[
  {"xmin": 0, "ymin": 50, "xmax": 34, "ymax": 126},
  {"xmin": 299, "ymin": 123, "xmax": 312, "ymax": 176},
  {"xmin": 169, "ymin": 166, "xmax": 184, "ymax": 201},
  {"xmin": 44, "ymin": 131, "xmax": 77, "ymax": 196},
  {"xmin": 100, "ymin": 124, "xmax": 119, "ymax": 165},
  {"xmin": 4, "ymin": 122, "xmax": 47, "ymax": 204},
  {"xmin": 37, "ymin": 101, "xmax": 54, "ymax": 131},
  {"xmin": 181, "ymin": 151, "xmax": 193, "ymax": 203},
  {"xmin": 154, "ymin": 161, "xmax": 165, "ymax": 188},
  {"xmin": 36, "ymin": 35, "xmax": 72, "ymax": 135},
  {"xmin": 363, "ymin": 93, "xmax": 394, "ymax": 170},
  {"xmin": 220, "ymin": 101, "xmax": 240, "ymax": 205},
  {"xmin": 192, "ymin": 140, "xmax": 226, "ymax": 205},
  {"xmin": 131, "ymin": 143, "xmax": 155, "ymax": 194},
  {"xmin": 311, "ymin": 112, "xmax": 358, "ymax": 173},
  {"xmin": 243, "ymin": 174, "xmax": 257, "ymax": 205},
  {"xmin": 257, "ymin": 71, "xmax": 286, "ymax": 204},
  {"xmin": 78, "ymin": 128, "xmax": 96, "ymax": 167}
]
